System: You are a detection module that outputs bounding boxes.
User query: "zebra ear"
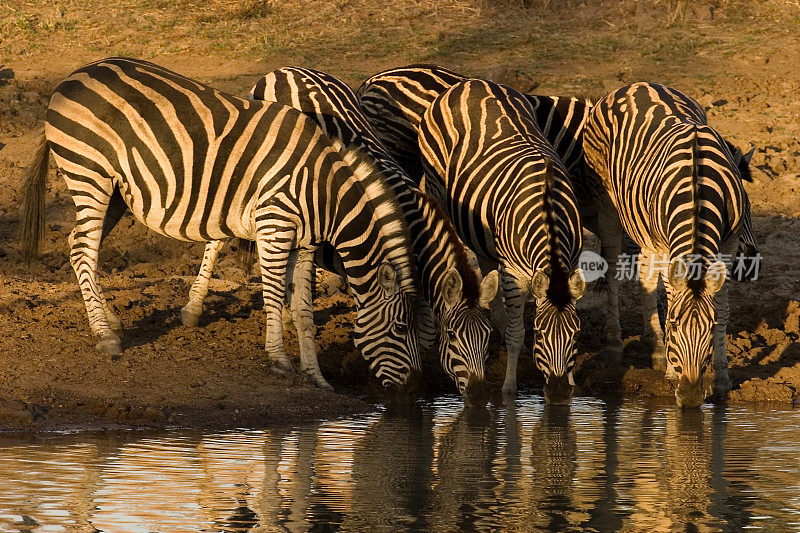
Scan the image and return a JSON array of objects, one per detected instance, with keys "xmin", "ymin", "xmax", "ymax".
[
  {"xmin": 531, "ymin": 270, "xmax": 549, "ymax": 301},
  {"xmin": 705, "ymin": 260, "xmax": 727, "ymax": 293},
  {"xmin": 739, "ymin": 145, "xmax": 756, "ymax": 165},
  {"xmin": 442, "ymin": 267, "xmax": 463, "ymax": 307},
  {"xmin": 568, "ymin": 269, "xmax": 586, "ymax": 300},
  {"xmin": 378, "ymin": 262, "xmax": 397, "ymax": 294},
  {"xmin": 668, "ymin": 257, "xmax": 689, "ymax": 291},
  {"xmin": 478, "ymin": 270, "xmax": 499, "ymax": 308}
]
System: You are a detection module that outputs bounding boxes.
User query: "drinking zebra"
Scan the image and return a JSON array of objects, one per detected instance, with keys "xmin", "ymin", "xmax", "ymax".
[
  {"xmin": 418, "ymin": 79, "xmax": 586, "ymax": 404},
  {"xmin": 20, "ymin": 57, "xmax": 422, "ymax": 395},
  {"xmin": 184, "ymin": 66, "xmax": 499, "ymax": 404},
  {"xmin": 582, "ymin": 82, "xmax": 752, "ymax": 407}
]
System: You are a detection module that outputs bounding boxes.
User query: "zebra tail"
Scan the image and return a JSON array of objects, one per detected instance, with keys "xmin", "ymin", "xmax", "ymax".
[
  {"xmin": 234, "ymin": 238, "xmax": 256, "ymax": 275},
  {"xmin": 20, "ymin": 132, "xmax": 51, "ymax": 264}
]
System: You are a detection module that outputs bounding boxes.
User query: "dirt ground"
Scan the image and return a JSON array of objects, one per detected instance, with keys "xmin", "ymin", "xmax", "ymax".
[{"xmin": 2, "ymin": 0, "xmax": 800, "ymax": 431}]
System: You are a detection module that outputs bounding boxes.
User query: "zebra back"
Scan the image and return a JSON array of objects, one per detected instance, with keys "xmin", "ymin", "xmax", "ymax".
[{"xmin": 419, "ymin": 78, "xmax": 583, "ymax": 279}]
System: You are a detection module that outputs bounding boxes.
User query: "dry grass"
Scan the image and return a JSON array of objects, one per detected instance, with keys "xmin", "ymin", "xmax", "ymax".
[{"xmin": 0, "ymin": 0, "xmax": 796, "ymax": 89}]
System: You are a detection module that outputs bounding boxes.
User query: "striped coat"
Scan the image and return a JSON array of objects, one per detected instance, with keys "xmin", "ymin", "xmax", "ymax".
[{"xmin": 185, "ymin": 66, "xmax": 499, "ymax": 403}]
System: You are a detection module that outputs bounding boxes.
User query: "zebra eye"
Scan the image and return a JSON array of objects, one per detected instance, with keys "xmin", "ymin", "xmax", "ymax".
[
  {"xmin": 394, "ymin": 322, "xmax": 408, "ymax": 336},
  {"xmin": 447, "ymin": 330, "xmax": 457, "ymax": 342}
]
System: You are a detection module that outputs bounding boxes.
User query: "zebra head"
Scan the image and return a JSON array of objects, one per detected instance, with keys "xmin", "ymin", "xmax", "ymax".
[
  {"xmin": 437, "ymin": 268, "xmax": 498, "ymax": 407},
  {"xmin": 530, "ymin": 268, "xmax": 586, "ymax": 405},
  {"xmin": 665, "ymin": 257, "xmax": 727, "ymax": 408},
  {"xmin": 351, "ymin": 262, "xmax": 423, "ymax": 401}
]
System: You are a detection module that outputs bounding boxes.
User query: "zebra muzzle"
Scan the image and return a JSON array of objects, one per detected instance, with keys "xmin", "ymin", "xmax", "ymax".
[
  {"xmin": 463, "ymin": 374, "xmax": 489, "ymax": 408},
  {"xmin": 543, "ymin": 373, "xmax": 574, "ymax": 405},
  {"xmin": 386, "ymin": 367, "xmax": 423, "ymax": 404},
  {"xmin": 675, "ymin": 375, "xmax": 708, "ymax": 409}
]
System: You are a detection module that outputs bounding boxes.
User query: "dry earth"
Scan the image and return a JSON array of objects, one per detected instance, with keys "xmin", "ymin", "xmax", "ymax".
[{"xmin": 1, "ymin": 0, "xmax": 800, "ymax": 430}]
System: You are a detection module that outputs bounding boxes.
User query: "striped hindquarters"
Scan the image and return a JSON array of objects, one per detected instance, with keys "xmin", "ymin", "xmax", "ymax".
[
  {"xmin": 583, "ymin": 82, "xmax": 747, "ymax": 260},
  {"xmin": 358, "ymin": 64, "xmax": 592, "ymax": 187}
]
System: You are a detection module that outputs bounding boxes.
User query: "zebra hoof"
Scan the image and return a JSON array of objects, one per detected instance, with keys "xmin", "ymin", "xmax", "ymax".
[
  {"xmin": 313, "ymin": 375, "xmax": 335, "ymax": 391},
  {"xmin": 271, "ymin": 361, "xmax": 296, "ymax": 376},
  {"xmin": 180, "ymin": 307, "xmax": 201, "ymax": 327},
  {"xmin": 96, "ymin": 335, "xmax": 122, "ymax": 356},
  {"xmin": 600, "ymin": 344, "xmax": 623, "ymax": 365}
]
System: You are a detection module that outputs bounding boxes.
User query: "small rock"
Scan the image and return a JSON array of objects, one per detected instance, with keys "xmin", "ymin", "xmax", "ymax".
[
  {"xmin": 762, "ymin": 328, "xmax": 788, "ymax": 346},
  {"xmin": 697, "ymin": 94, "xmax": 714, "ymax": 109}
]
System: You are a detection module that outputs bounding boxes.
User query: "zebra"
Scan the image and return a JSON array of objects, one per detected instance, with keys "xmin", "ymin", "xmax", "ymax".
[
  {"xmin": 582, "ymin": 82, "xmax": 753, "ymax": 408},
  {"xmin": 19, "ymin": 57, "xmax": 422, "ymax": 396},
  {"xmin": 417, "ymin": 79, "xmax": 586, "ymax": 404},
  {"xmin": 183, "ymin": 66, "xmax": 499, "ymax": 405}
]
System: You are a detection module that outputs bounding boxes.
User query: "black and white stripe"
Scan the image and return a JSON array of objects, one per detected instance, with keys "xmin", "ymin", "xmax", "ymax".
[
  {"xmin": 20, "ymin": 57, "xmax": 421, "ymax": 392},
  {"xmin": 582, "ymin": 82, "xmax": 751, "ymax": 407},
  {"xmin": 418, "ymin": 79, "xmax": 586, "ymax": 404}
]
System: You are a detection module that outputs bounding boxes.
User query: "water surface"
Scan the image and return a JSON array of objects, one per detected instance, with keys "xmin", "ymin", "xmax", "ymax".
[{"xmin": 1, "ymin": 396, "xmax": 799, "ymax": 532}]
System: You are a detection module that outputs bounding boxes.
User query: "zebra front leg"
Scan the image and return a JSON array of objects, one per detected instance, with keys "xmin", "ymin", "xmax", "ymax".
[
  {"xmin": 502, "ymin": 273, "xmax": 525, "ymax": 395},
  {"xmin": 256, "ymin": 228, "xmax": 297, "ymax": 376},
  {"xmin": 291, "ymin": 249, "xmax": 333, "ymax": 390},
  {"xmin": 712, "ymin": 278, "xmax": 732, "ymax": 398},
  {"xmin": 638, "ymin": 250, "xmax": 667, "ymax": 371},
  {"xmin": 181, "ymin": 240, "xmax": 227, "ymax": 327},
  {"xmin": 599, "ymin": 226, "xmax": 624, "ymax": 365}
]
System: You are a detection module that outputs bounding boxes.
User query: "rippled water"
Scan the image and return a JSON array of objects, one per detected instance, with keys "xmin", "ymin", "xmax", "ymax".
[{"xmin": 1, "ymin": 396, "xmax": 800, "ymax": 532}]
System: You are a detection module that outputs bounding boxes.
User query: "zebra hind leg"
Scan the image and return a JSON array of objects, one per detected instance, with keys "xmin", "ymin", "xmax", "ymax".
[
  {"xmin": 501, "ymin": 272, "xmax": 525, "ymax": 395},
  {"xmin": 66, "ymin": 182, "xmax": 121, "ymax": 355},
  {"xmin": 291, "ymin": 250, "xmax": 333, "ymax": 391},
  {"xmin": 181, "ymin": 240, "xmax": 227, "ymax": 327},
  {"xmin": 598, "ymin": 217, "xmax": 624, "ymax": 365},
  {"xmin": 99, "ymin": 187, "xmax": 128, "ymax": 338},
  {"xmin": 255, "ymin": 226, "xmax": 297, "ymax": 376}
]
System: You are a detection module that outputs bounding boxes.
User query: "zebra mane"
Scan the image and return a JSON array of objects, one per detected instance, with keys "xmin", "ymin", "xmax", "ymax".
[
  {"xmin": 411, "ymin": 188, "xmax": 481, "ymax": 304},
  {"xmin": 330, "ymin": 137, "xmax": 420, "ymax": 294},
  {"xmin": 687, "ymin": 128, "xmax": 707, "ymax": 295},
  {"xmin": 541, "ymin": 158, "xmax": 571, "ymax": 308},
  {"xmin": 690, "ymin": 129, "xmax": 700, "ymax": 256}
]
